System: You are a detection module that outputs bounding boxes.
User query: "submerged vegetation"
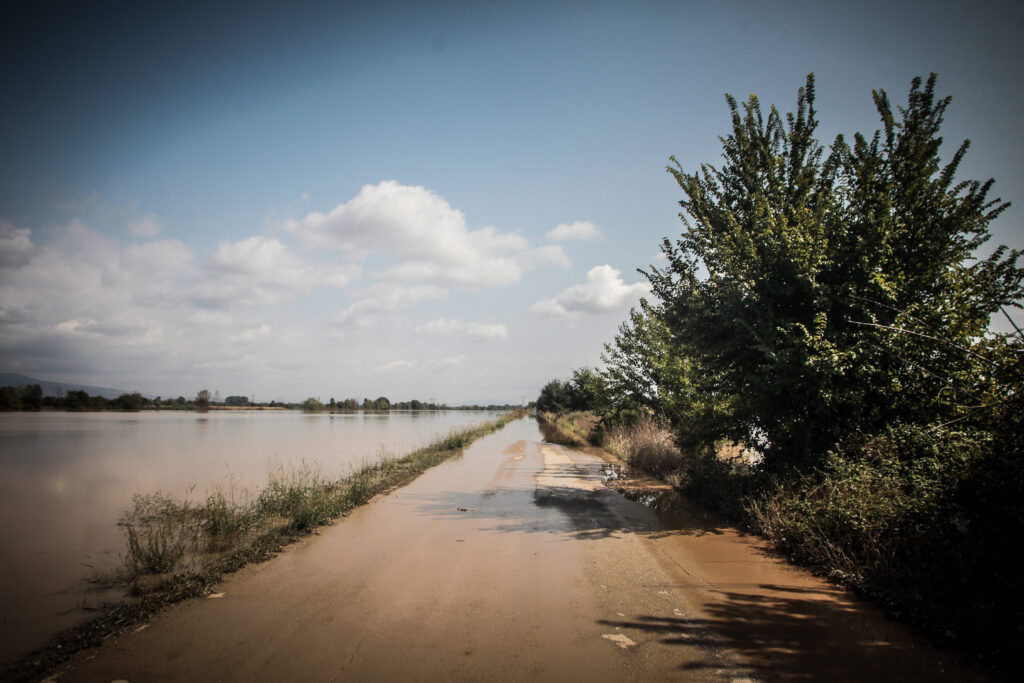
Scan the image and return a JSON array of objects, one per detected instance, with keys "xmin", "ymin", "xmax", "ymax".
[
  {"xmin": 540, "ymin": 75, "xmax": 1022, "ymax": 665},
  {"xmin": 6, "ymin": 410, "xmax": 524, "ymax": 682}
]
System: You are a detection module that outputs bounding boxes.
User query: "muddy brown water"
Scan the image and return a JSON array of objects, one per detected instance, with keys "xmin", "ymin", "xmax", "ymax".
[
  {"xmin": 49, "ymin": 418, "xmax": 990, "ymax": 681},
  {"xmin": 0, "ymin": 409, "xmax": 502, "ymax": 667}
]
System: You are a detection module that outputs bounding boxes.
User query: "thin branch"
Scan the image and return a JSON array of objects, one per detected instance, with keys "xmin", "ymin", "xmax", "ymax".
[
  {"xmin": 925, "ymin": 402, "xmax": 1007, "ymax": 433},
  {"xmin": 849, "ymin": 294, "xmax": 934, "ymax": 330},
  {"xmin": 850, "ymin": 320, "xmax": 1000, "ymax": 366},
  {"xmin": 1001, "ymin": 306, "xmax": 1024, "ymax": 341},
  {"xmin": 863, "ymin": 339, "xmax": 988, "ymax": 402}
]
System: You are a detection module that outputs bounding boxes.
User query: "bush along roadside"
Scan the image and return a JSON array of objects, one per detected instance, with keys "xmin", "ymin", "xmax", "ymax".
[{"xmin": 5, "ymin": 409, "xmax": 525, "ymax": 683}]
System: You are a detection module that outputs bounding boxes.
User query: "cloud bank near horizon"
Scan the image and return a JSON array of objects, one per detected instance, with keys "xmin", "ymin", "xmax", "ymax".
[{"xmin": 0, "ymin": 184, "xmax": 628, "ymax": 401}]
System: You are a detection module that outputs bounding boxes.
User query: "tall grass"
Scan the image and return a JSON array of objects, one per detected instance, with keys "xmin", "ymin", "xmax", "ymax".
[
  {"xmin": 603, "ymin": 418, "xmax": 679, "ymax": 475},
  {"xmin": 120, "ymin": 492, "xmax": 197, "ymax": 575}
]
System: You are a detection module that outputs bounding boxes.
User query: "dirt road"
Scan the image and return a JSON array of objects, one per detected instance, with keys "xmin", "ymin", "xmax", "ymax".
[{"xmin": 55, "ymin": 418, "xmax": 988, "ymax": 681}]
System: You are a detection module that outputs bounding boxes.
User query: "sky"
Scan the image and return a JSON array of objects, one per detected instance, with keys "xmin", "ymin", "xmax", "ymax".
[{"xmin": 1, "ymin": 0, "xmax": 1021, "ymax": 404}]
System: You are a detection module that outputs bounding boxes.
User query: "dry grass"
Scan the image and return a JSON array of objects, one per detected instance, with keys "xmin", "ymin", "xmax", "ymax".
[{"xmin": 602, "ymin": 417, "xmax": 681, "ymax": 476}]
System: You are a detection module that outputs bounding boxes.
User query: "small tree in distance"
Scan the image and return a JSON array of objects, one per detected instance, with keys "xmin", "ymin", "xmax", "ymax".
[{"xmin": 195, "ymin": 389, "xmax": 211, "ymax": 413}]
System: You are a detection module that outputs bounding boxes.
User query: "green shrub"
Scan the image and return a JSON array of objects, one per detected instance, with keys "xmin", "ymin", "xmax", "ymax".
[{"xmin": 746, "ymin": 423, "xmax": 1023, "ymax": 660}]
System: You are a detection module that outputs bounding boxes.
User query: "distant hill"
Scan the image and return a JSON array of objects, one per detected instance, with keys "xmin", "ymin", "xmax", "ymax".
[{"xmin": 0, "ymin": 373, "xmax": 132, "ymax": 400}]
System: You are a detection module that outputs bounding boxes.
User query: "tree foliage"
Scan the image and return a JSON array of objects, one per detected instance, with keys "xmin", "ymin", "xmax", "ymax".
[
  {"xmin": 301, "ymin": 397, "xmax": 325, "ymax": 412},
  {"xmin": 195, "ymin": 389, "xmax": 211, "ymax": 413},
  {"xmin": 535, "ymin": 367, "xmax": 608, "ymax": 414},
  {"xmin": 536, "ymin": 74, "xmax": 1023, "ymax": 661},
  {"xmin": 645, "ymin": 74, "xmax": 1022, "ymax": 468}
]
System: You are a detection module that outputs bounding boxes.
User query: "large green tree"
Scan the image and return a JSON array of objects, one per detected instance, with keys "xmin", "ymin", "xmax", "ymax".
[{"xmin": 647, "ymin": 74, "xmax": 1022, "ymax": 468}]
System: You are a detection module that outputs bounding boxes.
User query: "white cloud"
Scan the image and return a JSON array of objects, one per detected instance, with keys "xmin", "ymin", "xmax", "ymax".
[
  {"xmin": 546, "ymin": 220, "xmax": 601, "ymax": 242},
  {"xmin": 194, "ymin": 354, "xmax": 259, "ymax": 371},
  {"xmin": 517, "ymin": 245, "xmax": 572, "ymax": 270},
  {"xmin": 195, "ymin": 236, "xmax": 359, "ymax": 308},
  {"xmin": 0, "ymin": 220, "xmax": 366, "ymax": 393},
  {"xmin": 227, "ymin": 324, "xmax": 272, "ymax": 344},
  {"xmin": 416, "ymin": 317, "xmax": 508, "ymax": 341},
  {"xmin": 431, "ymin": 355, "xmax": 466, "ymax": 368},
  {"xmin": 336, "ymin": 284, "xmax": 447, "ymax": 327},
  {"xmin": 0, "ymin": 222, "xmax": 197, "ymax": 378},
  {"xmin": 376, "ymin": 359, "xmax": 416, "ymax": 373},
  {"xmin": 127, "ymin": 214, "xmax": 163, "ymax": 238},
  {"xmin": 0, "ymin": 220, "xmax": 38, "ymax": 268},
  {"xmin": 531, "ymin": 265, "xmax": 650, "ymax": 317},
  {"xmin": 285, "ymin": 181, "xmax": 537, "ymax": 287}
]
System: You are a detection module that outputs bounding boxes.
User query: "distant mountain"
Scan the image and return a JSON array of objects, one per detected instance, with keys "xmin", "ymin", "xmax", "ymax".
[{"xmin": 0, "ymin": 373, "xmax": 132, "ymax": 400}]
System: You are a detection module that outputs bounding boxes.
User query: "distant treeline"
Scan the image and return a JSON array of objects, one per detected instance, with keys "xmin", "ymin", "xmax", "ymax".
[
  {"xmin": 0, "ymin": 384, "xmax": 520, "ymax": 413},
  {"xmin": 0, "ymin": 384, "xmax": 200, "ymax": 412},
  {"xmin": 300, "ymin": 396, "xmax": 520, "ymax": 412}
]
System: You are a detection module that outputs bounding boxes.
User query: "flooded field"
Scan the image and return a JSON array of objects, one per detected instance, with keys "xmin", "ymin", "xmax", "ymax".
[{"xmin": 0, "ymin": 409, "xmax": 500, "ymax": 666}]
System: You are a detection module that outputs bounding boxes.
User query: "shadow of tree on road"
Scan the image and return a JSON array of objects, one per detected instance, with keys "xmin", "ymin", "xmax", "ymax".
[{"xmin": 598, "ymin": 582, "xmax": 989, "ymax": 681}]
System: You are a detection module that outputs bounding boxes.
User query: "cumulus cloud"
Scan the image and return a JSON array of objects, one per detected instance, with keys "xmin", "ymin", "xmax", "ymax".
[
  {"xmin": 517, "ymin": 245, "xmax": 571, "ymax": 270},
  {"xmin": 195, "ymin": 236, "xmax": 359, "ymax": 308},
  {"xmin": 335, "ymin": 284, "xmax": 447, "ymax": 328},
  {"xmin": 127, "ymin": 214, "xmax": 163, "ymax": 238},
  {"xmin": 0, "ymin": 221, "xmax": 197, "ymax": 379},
  {"xmin": 531, "ymin": 265, "xmax": 650, "ymax": 317},
  {"xmin": 546, "ymin": 220, "xmax": 601, "ymax": 242},
  {"xmin": 430, "ymin": 355, "xmax": 466, "ymax": 368},
  {"xmin": 285, "ymin": 181, "xmax": 539, "ymax": 287},
  {"xmin": 416, "ymin": 317, "xmax": 508, "ymax": 341},
  {"xmin": 227, "ymin": 324, "xmax": 272, "ymax": 344},
  {"xmin": 0, "ymin": 220, "xmax": 37, "ymax": 268},
  {"xmin": 376, "ymin": 359, "xmax": 416, "ymax": 373},
  {"xmin": 0, "ymin": 219, "xmax": 368, "ymax": 391}
]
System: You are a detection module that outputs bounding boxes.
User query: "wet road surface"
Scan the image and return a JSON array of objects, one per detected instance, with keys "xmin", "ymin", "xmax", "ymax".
[{"xmin": 55, "ymin": 418, "xmax": 990, "ymax": 681}]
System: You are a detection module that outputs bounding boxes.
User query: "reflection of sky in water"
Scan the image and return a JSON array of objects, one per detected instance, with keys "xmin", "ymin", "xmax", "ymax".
[{"xmin": 0, "ymin": 409, "xmax": 499, "ymax": 665}]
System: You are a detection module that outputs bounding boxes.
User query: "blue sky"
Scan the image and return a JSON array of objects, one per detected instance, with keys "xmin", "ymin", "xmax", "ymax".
[{"xmin": 1, "ymin": 0, "xmax": 1021, "ymax": 403}]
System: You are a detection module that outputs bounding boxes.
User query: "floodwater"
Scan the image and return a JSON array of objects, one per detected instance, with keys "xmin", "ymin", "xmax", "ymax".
[
  {"xmin": 55, "ymin": 418, "xmax": 989, "ymax": 682},
  {"xmin": 0, "ymin": 409, "xmax": 501, "ymax": 666}
]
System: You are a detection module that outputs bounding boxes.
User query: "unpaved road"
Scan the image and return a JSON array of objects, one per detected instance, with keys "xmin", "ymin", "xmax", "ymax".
[{"xmin": 54, "ymin": 418, "xmax": 988, "ymax": 681}]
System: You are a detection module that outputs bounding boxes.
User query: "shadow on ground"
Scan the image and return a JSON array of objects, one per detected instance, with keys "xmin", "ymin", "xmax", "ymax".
[{"xmin": 598, "ymin": 579, "xmax": 993, "ymax": 681}]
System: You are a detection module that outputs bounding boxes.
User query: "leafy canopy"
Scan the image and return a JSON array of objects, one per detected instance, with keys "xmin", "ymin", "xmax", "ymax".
[{"xmin": 644, "ymin": 74, "xmax": 1022, "ymax": 468}]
